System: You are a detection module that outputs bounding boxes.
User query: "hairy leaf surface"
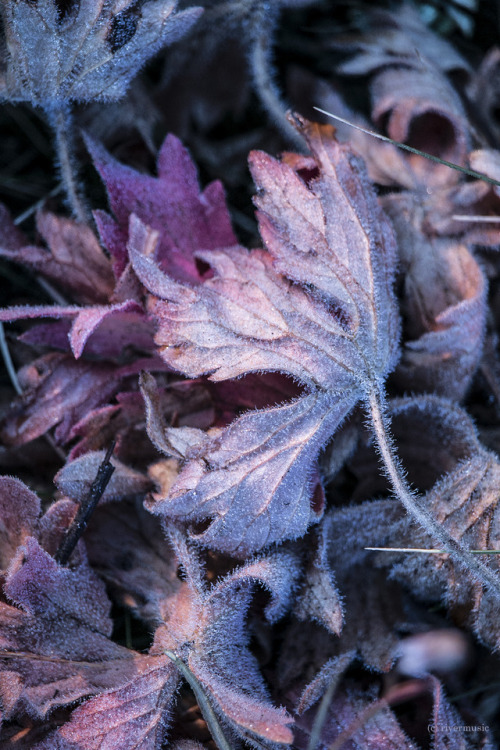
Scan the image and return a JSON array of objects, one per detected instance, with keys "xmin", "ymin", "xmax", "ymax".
[{"xmin": 135, "ymin": 118, "xmax": 400, "ymax": 556}]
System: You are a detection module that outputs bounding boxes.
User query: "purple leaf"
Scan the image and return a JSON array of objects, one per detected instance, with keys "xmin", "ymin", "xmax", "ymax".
[
  {"xmin": 0, "ymin": 537, "xmax": 139, "ymax": 720},
  {"xmin": 87, "ymin": 133, "xmax": 237, "ymax": 279}
]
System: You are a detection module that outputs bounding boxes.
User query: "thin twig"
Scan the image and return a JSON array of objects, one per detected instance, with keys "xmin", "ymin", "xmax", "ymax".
[
  {"xmin": 314, "ymin": 107, "xmax": 500, "ymax": 188},
  {"xmin": 164, "ymin": 650, "xmax": 233, "ymax": 750},
  {"xmin": 55, "ymin": 441, "xmax": 116, "ymax": 566},
  {"xmin": 13, "ymin": 185, "xmax": 62, "ymax": 227}
]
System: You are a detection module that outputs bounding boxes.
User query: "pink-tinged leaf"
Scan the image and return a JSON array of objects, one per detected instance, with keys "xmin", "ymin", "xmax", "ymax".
[
  {"xmin": 0, "ymin": 477, "xmax": 40, "ymax": 570},
  {"xmin": 39, "ymin": 656, "xmax": 178, "ymax": 750},
  {"xmin": 0, "ymin": 299, "xmax": 144, "ymax": 359},
  {"xmin": 369, "ymin": 65, "xmax": 469, "ymax": 187},
  {"xmin": 0, "ymin": 212, "xmax": 114, "ymax": 304},
  {"xmin": 55, "ymin": 451, "xmax": 152, "ymax": 504},
  {"xmin": 384, "ymin": 195, "xmax": 486, "ymax": 400},
  {"xmin": 334, "ymin": 5, "xmax": 470, "ymax": 187},
  {"xmin": 0, "ymin": 537, "xmax": 139, "ymax": 720},
  {"xmin": 87, "ymin": 133, "xmax": 236, "ymax": 279},
  {"xmin": 135, "ymin": 119, "xmax": 399, "ymax": 556},
  {"xmin": 154, "ymin": 532, "xmax": 297, "ymax": 747}
]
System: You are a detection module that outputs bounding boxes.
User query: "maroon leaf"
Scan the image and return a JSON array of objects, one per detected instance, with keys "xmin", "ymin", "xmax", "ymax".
[
  {"xmin": 134, "ymin": 118, "xmax": 399, "ymax": 556},
  {"xmin": 0, "ymin": 354, "xmax": 129, "ymax": 445},
  {"xmin": 0, "ymin": 212, "xmax": 114, "ymax": 305},
  {"xmin": 0, "ymin": 477, "xmax": 40, "ymax": 571}
]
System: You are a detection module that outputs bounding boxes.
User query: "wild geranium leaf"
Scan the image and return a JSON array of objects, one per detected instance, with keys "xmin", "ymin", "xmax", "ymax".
[
  {"xmin": 153, "ymin": 529, "xmax": 298, "ymax": 747},
  {"xmin": 0, "ymin": 536, "xmax": 141, "ymax": 720},
  {"xmin": 87, "ymin": 133, "xmax": 237, "ymax": 279},
  {"xmin": 37, "ymin": 656, "xmax": 179, "ymax": 750},
  {"xmin": 47, "ymin": 528, "xmax": 298, "ymax": 748},
  {"xmin": 0, "ymin": 0, "xmax": 202, "ymax": 106},
  {"xmin": 134, "ymin": 117, "xmax": 399, "ymax": 556}
]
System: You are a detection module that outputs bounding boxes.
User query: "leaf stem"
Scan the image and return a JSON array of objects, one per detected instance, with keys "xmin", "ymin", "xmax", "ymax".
[
  {"xmin": 367, "ymin": 386, "xmax": 500, "ymax": 599},
  {"xmin": 47, "ymin": 104, "xmax": 91, "ymax": 225},
  {"xmin": 164, "ymin": 650, "xmax": 233, "ymax": 750},
  {"xmin": 247, "ymin": 3, "xmax": 306, "ymax": 150}
]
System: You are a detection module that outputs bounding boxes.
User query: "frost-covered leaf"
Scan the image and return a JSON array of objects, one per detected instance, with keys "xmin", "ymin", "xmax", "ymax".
[
  {"xmin": 88, "ymin": 133, "xmax": 237, "ymax": 279},
  {"xmin": 293, "ymin": 518, "xmax": 343, "ymax": 635},
  {"xmin": 37, "ymin": 656, "xmax": 178, "ymax": 750},
  {"xmin": 134, "ymin": 117, "xmax": 399, "ymax": 556},
  {"xmin": 0, "ymin": 0, "xmax": 202, "ymax": 105},
  {"xmin": 0, "ymin": 477, "xmax": 40, "ymax": 571},
  {"xmin": 0, "ymin": 537, "xmax": 140, "ymax": 720},
  {"xmin": 330, "ymin": 446, "xmax": 500, "ymax": 651},
  {"xmin": 293, "ymin": 682, "xmax": 418, "ymax": 750},
  {"xmin": 0, "ymin": 298, "xmax": 145, "ymax": 359},
  {"xmin": 154, "ymin": 530, "xmax": 298, "ymax": 746}
]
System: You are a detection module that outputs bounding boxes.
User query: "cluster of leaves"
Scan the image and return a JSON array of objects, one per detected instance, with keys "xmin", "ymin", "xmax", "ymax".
[{"xmin": 2, "ymin": 0, "xmax": 500, "ymax": 748}]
